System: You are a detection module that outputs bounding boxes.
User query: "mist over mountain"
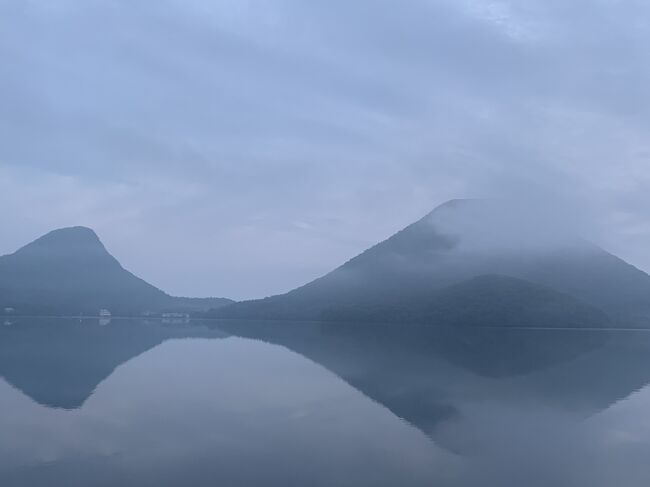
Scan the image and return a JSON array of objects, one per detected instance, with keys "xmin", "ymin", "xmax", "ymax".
[
  {"xmin": 215, "ymin": 199, "xmax": 650, "ymax": 327},
  {"xmin": 0, "ymin": 227, "xmax": 232, "ymax": 316},
  {"xmin": 6, "ymin": 199, "xmax": 650, "ymax": 326}
]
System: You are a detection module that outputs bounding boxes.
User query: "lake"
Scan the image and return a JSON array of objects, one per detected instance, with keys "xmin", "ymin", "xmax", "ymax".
[{"xmin": 1, "ymin": 318, "xmax": 650, "ymax": 486}]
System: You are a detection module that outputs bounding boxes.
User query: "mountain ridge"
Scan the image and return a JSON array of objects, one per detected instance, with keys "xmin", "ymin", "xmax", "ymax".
[
  {"xmin": 214, "ymin": 199, "xmax": 650, "ymax": 327},
  {"xmin": 0, "ymin": 226, "xmax": 232, "ymax": 316}
]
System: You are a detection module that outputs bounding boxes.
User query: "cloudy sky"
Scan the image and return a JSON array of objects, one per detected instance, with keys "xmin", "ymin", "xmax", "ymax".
[{"xmin": 2, "ymin": 0, "xmax": 650, "ymax": 299}]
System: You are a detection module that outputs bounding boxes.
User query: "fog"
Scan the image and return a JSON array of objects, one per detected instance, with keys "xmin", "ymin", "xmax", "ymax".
[
  {"xmin": 426, "ymin": 199, "xmax": 596, "ymax": 254},
  {"xmin": 2, "ymin": 0, "xmax": 650, "ymax": 299}
]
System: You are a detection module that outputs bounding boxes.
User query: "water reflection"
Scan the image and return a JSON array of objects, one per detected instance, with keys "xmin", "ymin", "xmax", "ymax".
[
  {"xmin": 1, "ymin": 318, "xmax": 650, "ymax": 486},
  {"xmin": 220, "ymin": 322, "xmax": 650, "ymax": 449},
  {"xmin": 0, "ymin": 318, "xmax": 227, "ymax": 409}
]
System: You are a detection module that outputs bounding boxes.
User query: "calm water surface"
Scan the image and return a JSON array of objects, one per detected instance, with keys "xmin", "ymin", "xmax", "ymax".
[{"xmin": 1, "ymin": 318, "xmax": 650, "ymax": 486}]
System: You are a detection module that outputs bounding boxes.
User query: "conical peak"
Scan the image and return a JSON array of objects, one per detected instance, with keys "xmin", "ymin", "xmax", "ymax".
[
  {"xmin": 39, "ymin": 226, "xmax": 99, "ymax": 241},
  {"xmin": 415, "ymin": 198, "xmax": 583, "ymax": 253},
  {"xmin": 16, "ymin": 226, "xmax": 107, "ymax": 256},
  {"xmin": 430, "ymin": 198, "xmax": 482, "ymax": 213}
]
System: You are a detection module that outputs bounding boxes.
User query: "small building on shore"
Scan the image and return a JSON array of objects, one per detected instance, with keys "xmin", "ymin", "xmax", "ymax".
[{"xmin": 162, "ymin": 312, "xmax": 190, "ymax": 324}]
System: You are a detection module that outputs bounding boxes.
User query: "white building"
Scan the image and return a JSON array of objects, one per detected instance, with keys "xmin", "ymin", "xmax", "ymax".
[
  {"xmin": 162, "ymin": 312, "xmax": 190, "ymax": 319},
  {"xmin": 162, "ymin": 312, "xmax": 190, "ymax": 324}
]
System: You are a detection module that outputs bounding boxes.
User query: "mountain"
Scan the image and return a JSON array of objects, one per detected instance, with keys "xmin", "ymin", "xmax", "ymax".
[
  {"xmin": 0, "ymin": 227, "xmax": 232, "ymax": 316},
  {"xmin": 320, "ymin": 275, "xmax": 610, "ymax": 328},
  {"xmin": 214, "ymin": 199, "xmax": 650, "ymax": 326}
]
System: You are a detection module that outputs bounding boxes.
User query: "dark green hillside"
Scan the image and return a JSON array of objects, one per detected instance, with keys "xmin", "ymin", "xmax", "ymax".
[{"xmin": 321, "ymin": 275, "xmax": 610, "ymax": 328}]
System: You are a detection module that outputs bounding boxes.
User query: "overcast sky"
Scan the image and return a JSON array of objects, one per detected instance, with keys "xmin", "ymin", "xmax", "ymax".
[{"xmin": 2, "ymin": 0, "xmax": 650, "ymax": 300}]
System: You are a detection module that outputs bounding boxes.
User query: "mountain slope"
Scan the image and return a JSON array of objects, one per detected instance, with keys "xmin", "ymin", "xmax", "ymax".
[
  {"xmin": 215, "ymin": 199, "xmax": 650, "ymax": 326},
  {"xmin": 320, "ymin": 275, "xmax": 610, "ymax": 328},
  {"xmin": 0, "ymin": 227, "xmax": 232, "ymax": 316}
]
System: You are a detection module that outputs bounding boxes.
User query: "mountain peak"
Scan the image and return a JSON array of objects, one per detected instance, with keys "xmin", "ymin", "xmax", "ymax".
[
  {"xmin": 40, "ymin": 226, "xmax": 99, "ymax": 240},
  {"xmin": 431, "ymin": 198, "xmax": 481, "ymax": 212},
  {"xmin": 0, "ymin": 226, "xmax": 232, "ymax": 316},
  {"xmin": 16, "ymin": 226, "xmax": 107, "ymax": 256}
]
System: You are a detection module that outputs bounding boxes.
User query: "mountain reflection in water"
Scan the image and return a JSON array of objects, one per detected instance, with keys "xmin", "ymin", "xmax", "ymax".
[{"xmin": 1, "ymin": 318, "xmax": 650, "ymax": 487}]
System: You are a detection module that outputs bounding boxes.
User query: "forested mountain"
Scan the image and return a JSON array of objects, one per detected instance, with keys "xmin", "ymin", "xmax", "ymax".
[
  {"xmin": 0, "ymin": 227, "xmax": 232, "ymax": 316},
  {"xmin": 215, "ymin": 199, "xmax": 650, "ymax": 327}
]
